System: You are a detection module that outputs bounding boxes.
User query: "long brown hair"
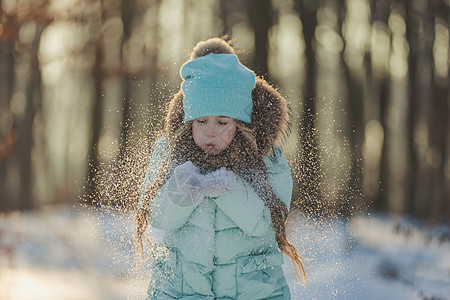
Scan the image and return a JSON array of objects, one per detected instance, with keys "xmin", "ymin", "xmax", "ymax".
[{"xmin": 134, "ymin": 38, "xmax": 306, "ymax": 283}]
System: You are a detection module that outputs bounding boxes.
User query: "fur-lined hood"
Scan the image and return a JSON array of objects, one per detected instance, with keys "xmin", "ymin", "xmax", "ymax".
[{"xmin": 164, "ymin": 76, "xmax": 290, "ymax": 157}]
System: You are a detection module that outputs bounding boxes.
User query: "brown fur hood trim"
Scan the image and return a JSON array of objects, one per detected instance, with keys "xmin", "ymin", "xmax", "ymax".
[{"xmin": 249, "ymin": 77, "xmax": 290, "ymax": 155}]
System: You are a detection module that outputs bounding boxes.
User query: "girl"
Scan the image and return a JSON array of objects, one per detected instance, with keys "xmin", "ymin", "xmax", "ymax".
[{"xmin": 135, "ymin": 38, "xmax": 305, "ymax": 299}]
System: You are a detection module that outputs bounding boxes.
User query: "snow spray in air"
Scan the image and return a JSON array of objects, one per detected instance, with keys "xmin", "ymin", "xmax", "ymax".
[
  {"xmin": 285, "ymin": 96, "xmax": 367, "ymax": 298},
  {"xmin": 80, "ymin": 82, "xmax": 173, "ymax": 299},
  {"xmin": 82, "ymin": 82, "xmax": 366, "ymax": 298}
]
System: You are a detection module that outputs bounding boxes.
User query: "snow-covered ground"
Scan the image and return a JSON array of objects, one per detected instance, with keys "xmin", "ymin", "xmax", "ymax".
[{"xmin": 0, "ymin": 205, "xmax": 449, "ymax": 300}]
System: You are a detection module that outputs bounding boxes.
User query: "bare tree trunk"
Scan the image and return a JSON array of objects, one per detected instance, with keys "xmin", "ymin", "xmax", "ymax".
[
  {"xmin": 119, "ymin": 0, "xmax": 137, "ymax": 160},
  {"xmin": 0, "ymin": 36, "xmax": 16, "ymax": 210},
  {"xmin": 426, "ymin": 0, "xmax": 449, "ymax": 220},
  {"xmin": 339, "ymin": 0, "xmax": 365, "ymax": 216},
  {"xmin": 374, "ymin": 69, "xmax": 391, "ymax": 212},
  {"xmin": 219, "ymin": 0, "xmax": 232, "ymax": 36},
  {"xmin": 87, "ymin": 8, "xmax": 105, "ymax": 206},
  {"xmin": 17, "ymin": 58, "xmax": 40, "ymax": 209},
  {"xmin": 438, "ymin": 2, "xmax": 450, "ymax": 219},
  {"xmin": 293, "ymin": 0, "xmax": 322, "ymax": 213},
  {"xmin": 404, "ymin": 0, "xmax": 422, "ymax": 217},
  {"xmin": 370, "ymin": 0, "xmax": 391, "ymax": 212},
  {"xmin": 248, "ymin": 0, "xmax": 272, "ymax": 78},
  {"xmin": 1, "ymin": 10, "xmax": 46, "ymax": 210},
  {"xmin": 144, "ymin": 0, "xmax": 162, "ymax": 137}
]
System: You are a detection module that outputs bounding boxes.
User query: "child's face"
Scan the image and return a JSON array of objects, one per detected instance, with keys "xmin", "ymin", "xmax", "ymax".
[{"xmin": 192, "ymin": 116, "xmax": 237, "ymax": 155}]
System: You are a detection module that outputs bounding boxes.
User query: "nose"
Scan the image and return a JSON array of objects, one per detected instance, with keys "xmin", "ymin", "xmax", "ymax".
[{"xmin": 205, "ymin": 124, "xmax": 216, "ymax": 137}]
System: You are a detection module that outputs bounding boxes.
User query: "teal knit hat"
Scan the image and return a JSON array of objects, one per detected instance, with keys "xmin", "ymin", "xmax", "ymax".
[{"xmin": 180, "ymin": 53, "xmax": 256, "ymax": 123}]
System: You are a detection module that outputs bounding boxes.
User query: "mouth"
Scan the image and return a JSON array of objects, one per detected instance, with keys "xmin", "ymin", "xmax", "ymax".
[{"xmin": 204, "ymin": 143, "xmax": 216, "ymax": 151}]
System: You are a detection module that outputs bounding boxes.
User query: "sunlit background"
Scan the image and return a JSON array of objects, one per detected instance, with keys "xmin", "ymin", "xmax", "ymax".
[
  {"xmin": 0, "ymin": 0, "xmax": 449, "ymax": 299},
  {"xmin": 1, "ymin": 0, "xmax": 449, "ymax": 218}
]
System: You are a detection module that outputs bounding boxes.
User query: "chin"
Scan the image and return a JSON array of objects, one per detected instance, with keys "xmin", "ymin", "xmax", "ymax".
[
  {"xmin": 204, "ymin": 148, "xmax": 223, "ymax": 155},
  {"xmin": 205, "ymin": 151, "xmax": 218, "ymax": 155}
]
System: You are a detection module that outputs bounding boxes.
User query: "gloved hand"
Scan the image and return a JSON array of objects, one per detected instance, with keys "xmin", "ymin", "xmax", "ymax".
[
  {"xmin": 167, "ymin": 162, "xmax": 237, "ymax": 207},
  {"xmin": 200, "ymin": 167, "xmax": 236, "ymax": 198},
  {"xmin": 168, "ymin": 161, "xmax": 204, "ymax": 206}
]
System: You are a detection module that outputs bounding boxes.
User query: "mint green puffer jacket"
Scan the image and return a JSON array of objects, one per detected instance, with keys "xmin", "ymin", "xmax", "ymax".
[{"xmin": 138, "ymin": 136, "xmax": 293, "ymax": 299}]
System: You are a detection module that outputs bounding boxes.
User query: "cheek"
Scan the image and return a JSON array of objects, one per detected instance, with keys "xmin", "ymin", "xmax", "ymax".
[
  {"xmin": 219, "ymin": 126, "xmax": 236, "ymax": 147},
  {"xmin": 191, "ymin": 124, "xmax": 203, "ymax": 147}
]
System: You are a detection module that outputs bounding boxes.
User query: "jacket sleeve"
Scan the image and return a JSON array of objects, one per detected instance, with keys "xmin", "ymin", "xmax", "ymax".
[
  {"xmin": 149, "ymin": 176, "xmax": 202, "ymax": 231},
  {"xmin": 137, "ymin": 135, "xmax": 170, "ymax": 209},
  {"xmin": 263, "ymin": 147, "xmax": 293, "ymax": 210},
  {"xmin": 214, "ymin": 147, "xmax": 293, "ymax": 237},
  {"xmin": 138, "ymin": 135, "xmax": 202, "ymax": 231}
]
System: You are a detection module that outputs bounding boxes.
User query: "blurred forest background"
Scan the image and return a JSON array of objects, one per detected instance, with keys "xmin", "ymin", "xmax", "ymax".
[{"xmin": 0, "ymin": 0, "xmax": 448, "ymax": 222}]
